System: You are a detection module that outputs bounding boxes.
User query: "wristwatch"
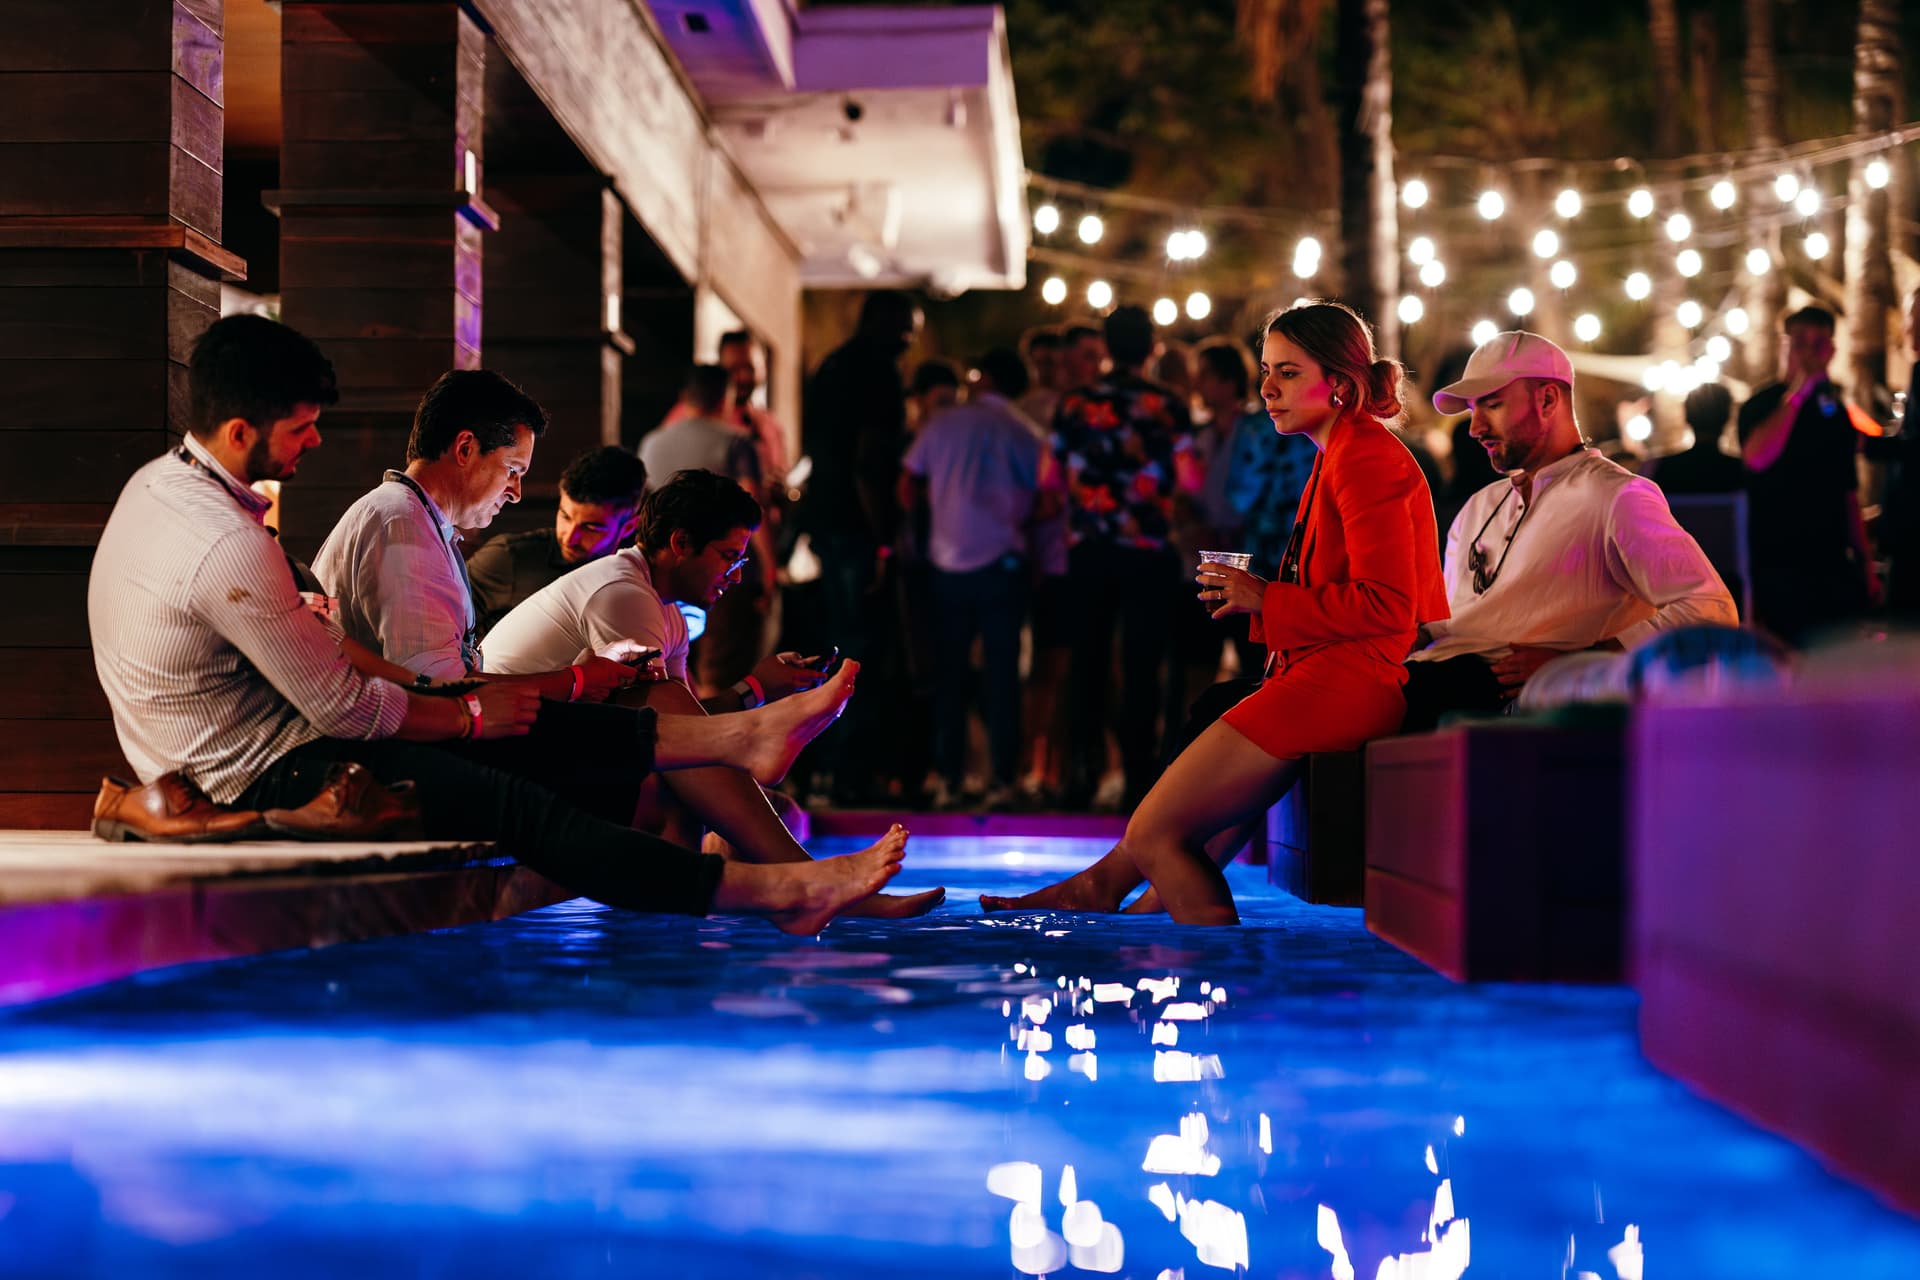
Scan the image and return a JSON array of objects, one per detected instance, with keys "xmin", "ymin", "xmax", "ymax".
[{"xmin": 730, "ymin": 678, "xmax": 763, "ymax": 709}]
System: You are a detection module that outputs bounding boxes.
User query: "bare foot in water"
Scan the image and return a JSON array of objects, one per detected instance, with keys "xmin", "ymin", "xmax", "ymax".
[
  {"xmin": 758, "ymin": 823, "xmax": 908, "ymax": 935},
  {"xmin": 746, "ymin": 661, "xmax": 860, "ymax": 785},
  {"xmin": 978, "ymin": 865, "xmax": 1126, "ymax": 915},
  {"xmin": 842, "ymin": 886, "xmax": 946, "ymax": 919}
]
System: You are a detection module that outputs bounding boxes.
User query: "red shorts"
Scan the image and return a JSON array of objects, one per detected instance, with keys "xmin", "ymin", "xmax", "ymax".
[{"xmin": 1219, "ymin": 645, "xmax": 1407, "ymax": 760}]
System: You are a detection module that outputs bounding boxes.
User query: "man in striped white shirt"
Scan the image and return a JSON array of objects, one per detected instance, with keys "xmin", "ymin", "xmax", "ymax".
[{"xmin": 86, "ymin": 316, "xmax": 905, "ymax": 931}]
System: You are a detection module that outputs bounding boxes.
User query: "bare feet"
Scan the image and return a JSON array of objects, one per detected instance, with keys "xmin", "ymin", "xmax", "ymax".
[
  {"xmin": 978, "ymin": 865, "xmax": 1126, "ymax": 915},
  {"xmin": 842, "ymin": 886, "xmax": 946, "ymax": 919},
  {"xmin": 763, "ymin": 822, "xmax": 907, "ymax": 935},
  {"xmin": 746, "ymin": 661, "xmax": 860, "ymax": 785}
]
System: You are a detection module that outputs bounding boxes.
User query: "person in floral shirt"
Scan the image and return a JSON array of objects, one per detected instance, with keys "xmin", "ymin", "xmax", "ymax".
[{"xmin": 1049, "ymin": 305, "xmax": 1193, "ymax": 809}]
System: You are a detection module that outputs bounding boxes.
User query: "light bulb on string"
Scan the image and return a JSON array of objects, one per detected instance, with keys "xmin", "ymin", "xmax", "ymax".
[
  {"xmin": 1550, "ymin": 260, "xmax": 1577, "ymax": 290},
  {"xmin": 1186, "ymin": 230, "xmax": 1208, "ymax": 259},
  {"xmin": 1624, "ymin": 414, "xmax": 1654, "ymax": 442},
  {"xmin": 1408, "ymin": 236, "xmax": 1436, "ymax": 265},
  {"xmin": 1676, "ymin": 299, "xmax": 1703, "ymax": 329},
  {"xmin": 1040, "ymin": 276, "xmax": 1067, "ymax": 306},
  {"xmin": 1532, "ymin": 229, "xmax": 1559, "ymax": 258},
  {"xmin": 1774, "ymin": 172, "xmax": 1800, "ymax": 203},
  {"xmin": 1666, "ymin": 213, "xmax": 1692, "ymax": 242},
  {"xmin": 1077, "ymin": 214, "xmax": 1104, "ymax": 245},
  {"xmin": 1867, "ymin": 158, "xmax": 1891, "ymax": 190},
  {"xmin": 1794, "ymin": 187, "xmax": 1821, "ymax": 218},
  {"xmin": 1401, "ymin": 178, "xmax": 1429, "ymax": 209},
  {"xmin": 1153, "ymin": 297, "xmax": 1178, "ymax": 326},
  {"xmin": 1627, "ymin": 188, "xmax": 1655, "ymax": 218},
  {"xmin": 1694, "ymin": 356, "xmax": 1722, "ymax": 383},
  {"xmin": 1676, "ymin": 248, "xmax": 1703, "ymax": 277},
  {"xmin": 1397, "ymin": 294, "xmax": 1425, "ymax": 325},
  {"xmin": 1574, "ymin": 313, "xmax": 1602, "ymax": 343},
  {"xmin": 1477, "ymin": 190, "xmax": 1506, "ymax": 220},
  {"xmin": 1471, "ymin": 319, "xmax": 1499, "ymax": 346},
  {"xmin": 1554, "ymin": 188, "xmax": 1582, "ymax": 219},
  {"xmin": 1033, "ymin": 204, "xmax": 1060, "ymax": 235},
  {"xmin": 1625, "ymin": 271, "xmax": 1652, "ymax": 301},
  {"xmin": 1745, "ymin": 247, "xmax": 1771, "ymax": 276},
  {"xmin": 1086, "ymin": 279, "xmax": 1113, "ymax": 309},
  {"xmin": 1709, "ymin": 180, "xmax": 1737, "ymax": 210},
  {"xmin": 1419, "ymin": 259, "xmax": 1447, "ymax": 288},
  {"xmin": 1292, "ymin": 237, "xmax": 1322, "ymax": 279},
  {"xmin": 1726, "ymin": 307, "xmax": 1751, "ymax": 335},
  {"xmin": 1166, "ymin": 231, "xmax": 1188, "ymax": 261},
  {"xmin": 1508, "ymin": 287, "xmax": 1536, "ymax": 317},
  {"xmin": 1185, "ymin": 291, "xmax": 1212, "ymax": 321},
  {"xmin": 1805, "ymin": 232, "xmax": 1830, "ymax": 260},
  {"xmin": 1642, "ymin": 364, "xmax": 1667, "ymax": 392},
  {"xmin": 1706, "ymin": 335, "xmax": 1733, "ymax": 362}
]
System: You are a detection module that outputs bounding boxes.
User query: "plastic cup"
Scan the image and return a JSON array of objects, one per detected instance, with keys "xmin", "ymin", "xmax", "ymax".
[{"xmin": 1197, "ymin": 550, "xmax": 1253, "ymax": 571}]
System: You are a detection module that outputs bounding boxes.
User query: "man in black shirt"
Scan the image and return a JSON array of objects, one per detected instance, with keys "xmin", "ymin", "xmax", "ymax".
[
  {"xmin": 1737, "ymin": 306, "xmax": 1879, "ymax": 646},
  {"xmin": 1646, "ymin": 382, "xmax": 1746, "ymax": 496},
  {"xmin": 794, "ymin": 290, "xmax": 921, "ymax": 803},
  {"xmin": 466, "ymin": 446, "xmax": 648, "ymax": 636}
]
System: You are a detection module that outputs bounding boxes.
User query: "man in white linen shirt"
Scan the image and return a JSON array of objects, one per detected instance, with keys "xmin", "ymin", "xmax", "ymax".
[
  {"xmin": 1402, "ymin": 330, "xmax": 1738, "ymax": 732},
  {"xmin": 485, "ymin": 468, "xmax": 945, "ymax": 918},
  {"xmin": 88, "ymin": 315, "xmax": 904, "ymax": 928}
]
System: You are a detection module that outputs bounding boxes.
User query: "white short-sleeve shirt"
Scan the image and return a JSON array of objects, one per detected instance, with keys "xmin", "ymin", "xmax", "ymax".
[{"xmin": 480, "ymin": 547, "xmax": 690, "ymax": 682}]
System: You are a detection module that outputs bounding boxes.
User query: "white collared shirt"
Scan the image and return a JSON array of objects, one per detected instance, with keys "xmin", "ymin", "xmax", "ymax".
[{"xmin": 1412, "ymin": 447, "xmax": 1737, "ymax": 662}]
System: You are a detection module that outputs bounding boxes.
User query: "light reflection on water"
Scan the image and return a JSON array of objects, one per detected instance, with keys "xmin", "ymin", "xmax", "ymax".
[{"xmin": 0, "ymin": 835, "xmax": 1915, "ymax": 1277}]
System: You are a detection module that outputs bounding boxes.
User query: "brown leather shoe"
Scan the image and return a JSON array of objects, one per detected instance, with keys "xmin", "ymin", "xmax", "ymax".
[
  {"xmin": 92, "ymin": 773, "xmax": 271, "ymax": 844},
  {"xmin": 263, "ymin": 762, "xmax": 423, "ymax": 841}
]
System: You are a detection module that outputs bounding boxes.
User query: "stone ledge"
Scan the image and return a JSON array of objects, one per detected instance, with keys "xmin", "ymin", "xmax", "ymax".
[{"xmin": 0, "ymin": 832, "xmax": 569, "ymax": 1007}]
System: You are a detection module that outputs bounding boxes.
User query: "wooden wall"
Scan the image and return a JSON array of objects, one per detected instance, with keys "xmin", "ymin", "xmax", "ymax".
[{"xmin": 0, "ymin": 0, "xmax": 235, "ymax": 827}]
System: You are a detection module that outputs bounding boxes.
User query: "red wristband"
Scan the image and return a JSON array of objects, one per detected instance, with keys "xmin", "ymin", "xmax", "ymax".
[
  {"xmin": 567, "ymin": 664, "xmax": 586, "ymax": 702},
  {"xmin": 742, "ymin": 674, "xmax": 766, "ymax": 708},
  {"xmin": 461, "ymin": 692, "xmax": 483, "ymax": 739}
]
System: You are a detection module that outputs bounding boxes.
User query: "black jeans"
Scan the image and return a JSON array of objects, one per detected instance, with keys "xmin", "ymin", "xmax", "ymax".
[
  {"xmin": 932, "ymin": 557, "xmax": 1027, "ymax": 786},
  {"xmin": 1400, "ymin": 655, "xmax": 1507, "ymax": 734},
  {"xmin": 1065, "ymin": 542, "xmax": 1179, "ymax": 805},
  {"xmin": 237, "ymin": 702, "xmax": 724, "ymax": 915}
]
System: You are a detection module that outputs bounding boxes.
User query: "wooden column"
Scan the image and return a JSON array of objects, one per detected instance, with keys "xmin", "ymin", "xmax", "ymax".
[
  {"xmin": 272, "ymin": 0, "xmax": 491, "ymax": 555},
  {"xmin": 0, "ymin": 0, "xmax": 240, "ymax": 826},
  {"xmin": 482, "ymin": 176, "xmax": 629, "ymax": 536}
]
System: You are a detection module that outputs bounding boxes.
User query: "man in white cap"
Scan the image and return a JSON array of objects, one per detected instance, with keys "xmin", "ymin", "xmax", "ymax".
[{"xmin": 1402, "ymin": 330, "xmax": 1738, "ymax": 731}]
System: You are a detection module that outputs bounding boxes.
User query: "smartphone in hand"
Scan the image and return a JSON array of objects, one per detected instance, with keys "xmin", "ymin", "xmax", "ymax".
[
  {"xmin": 799, "ymin": 646, "xmax": 839, "ymax": 673},
  {"xmin": 621, "ymin": 646, "xmax": 663, "ymax": 668}
]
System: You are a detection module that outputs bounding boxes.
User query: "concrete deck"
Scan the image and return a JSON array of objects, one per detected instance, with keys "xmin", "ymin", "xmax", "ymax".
[{"xmin": 0, "ymin": 832, "xmax": 567, "ymax": 1007}]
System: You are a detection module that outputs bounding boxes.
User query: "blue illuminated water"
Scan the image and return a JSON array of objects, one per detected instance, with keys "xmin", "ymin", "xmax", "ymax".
[{"xmin": 1, "ymin": 835, "xmax": 1917, "ymax": 1278}]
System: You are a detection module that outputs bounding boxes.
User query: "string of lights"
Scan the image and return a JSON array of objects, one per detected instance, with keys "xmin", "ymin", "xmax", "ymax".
[{"xmin": 1025, "ymin": 118, "xmax": 1920, "ymax": 419}]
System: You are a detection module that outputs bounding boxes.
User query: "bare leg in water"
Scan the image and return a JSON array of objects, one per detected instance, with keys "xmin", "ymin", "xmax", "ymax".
[
  {"xmin": 716, "ymin": 824, "xmax": 909, "ymax": 935},
  {"xmin": 632, "ymin": 669, "xmax": 945, "ymax": 919},
  {"xmin": 979, "ymin": 721, "xmax": 1298, "ymax": 925}
]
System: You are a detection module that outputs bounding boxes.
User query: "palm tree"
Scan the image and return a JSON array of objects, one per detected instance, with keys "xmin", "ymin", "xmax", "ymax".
[
  {"xmin": 1337, "ymin": 0, "xmax": 1397, "ymax": 353},
  {"xmin": 1741, "ymin": 0, "xmax": 1787, "ymax": 382},
  {"xmin": 1648, "ymin": 0, "xmax": 1684, "ymax": 158},
  {"xmin": 1843, "ymin": 0, "xmax": 1903, "ymax": 406}
]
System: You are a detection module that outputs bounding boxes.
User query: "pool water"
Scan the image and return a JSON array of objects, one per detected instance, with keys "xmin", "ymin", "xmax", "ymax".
[{"xmin": 1, "ymin": 835, "xmax": 1916, "ymax": 1278}]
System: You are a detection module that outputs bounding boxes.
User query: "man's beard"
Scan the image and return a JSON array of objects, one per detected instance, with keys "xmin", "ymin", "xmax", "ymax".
[{"xmin": 245, "ymin": 430, "xmax": 292, "ymax": 482}]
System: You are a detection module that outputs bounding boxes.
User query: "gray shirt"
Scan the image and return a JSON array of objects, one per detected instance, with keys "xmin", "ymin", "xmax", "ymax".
[
  {"xmin": 638, "ymin": 415, "xmax": 761, "ymax": 492},
  {"xmin": 313, "ymin": 472, "xmax": 480, "ymax": 680},
  {"xmin": 88, "ymin": 437, "xmax": 408, "ymax": 803},
  {"xmin": 901, "ymin": 393, "xmax": 1044, "ymax": 573}
]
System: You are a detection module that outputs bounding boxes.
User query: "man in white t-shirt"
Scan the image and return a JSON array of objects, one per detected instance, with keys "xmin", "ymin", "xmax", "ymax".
[
  {"xmin": 1404, "ymin": 330, "xmax": 1738, "ymax": 731},
  {"xmin": 487, "ymin": 469, "xmax": 945, "ymax": 918}
]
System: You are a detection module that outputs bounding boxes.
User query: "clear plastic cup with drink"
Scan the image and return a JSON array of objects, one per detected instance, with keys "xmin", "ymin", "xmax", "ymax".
[{"xmin": 1196, "ymin": 550, "xmax": 1253, "ymax": 607}]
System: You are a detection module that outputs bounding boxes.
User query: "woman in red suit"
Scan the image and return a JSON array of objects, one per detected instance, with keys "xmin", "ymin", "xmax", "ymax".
[{"xmin": 983, "ymin": 301, "xmax": 1447, "ymax": 924}]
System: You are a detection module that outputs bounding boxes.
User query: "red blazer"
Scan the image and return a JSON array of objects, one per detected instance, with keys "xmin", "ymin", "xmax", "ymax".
[{"xmin": 1248, "ymin": 419, "xmax": 1448, "ymax": 674}]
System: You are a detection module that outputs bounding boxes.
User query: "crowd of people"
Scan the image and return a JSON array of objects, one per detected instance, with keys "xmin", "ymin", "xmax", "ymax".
[{"xmin": 79, "ymin": 282, "xmax": 1915, "ymax": 927}]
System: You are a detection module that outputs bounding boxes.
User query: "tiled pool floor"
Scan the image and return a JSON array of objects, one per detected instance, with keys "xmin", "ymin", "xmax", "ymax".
[{"xmin": 0, "ymin": 834, "xmax": 1916, "ymax": 1278}]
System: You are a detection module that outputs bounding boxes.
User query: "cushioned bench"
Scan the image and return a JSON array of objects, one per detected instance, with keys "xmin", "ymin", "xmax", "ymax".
[
  {"xmin": 1263, "ymin": 750, "xmax": 1365, "ymax": 904},
  {"xmin": 1632, "ymin": 687, "xmax": 1920, "ymax": 1213},
  {"xmin": 1363, "ymin": 718, "xmax": 1626, "ymax": 981}
]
